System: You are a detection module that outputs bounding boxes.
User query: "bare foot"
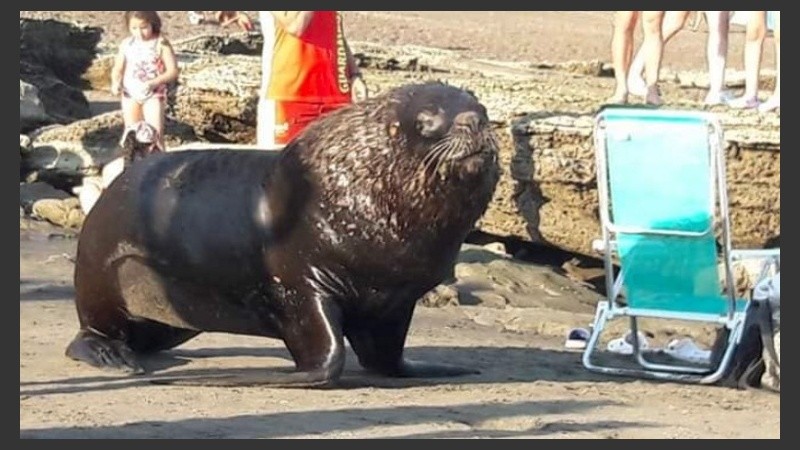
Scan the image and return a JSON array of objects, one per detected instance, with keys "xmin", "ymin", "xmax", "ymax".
[
  {"xmin": 606, "ymin": 91, "xmax": 628, "ymax": 105},
  {"xmin": 727, "ymin": 96, "xmax": 760, "ymax": 109},
  {"xmin": 627, "ymin": 74, "xmax": 648, "ymax": 97},
  {"xmin": 758, "ymin": 96, "xmax": 780, "ymax": 113},
  {"xmin": 704, "ymin": 90, "xmax": 734, "ymax": 106}
]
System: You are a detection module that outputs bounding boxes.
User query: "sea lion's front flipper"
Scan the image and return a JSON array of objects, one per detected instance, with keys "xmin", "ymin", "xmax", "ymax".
[{"xmin": 346, "ymin": 299, "xmax": 481, "ymax": 378}]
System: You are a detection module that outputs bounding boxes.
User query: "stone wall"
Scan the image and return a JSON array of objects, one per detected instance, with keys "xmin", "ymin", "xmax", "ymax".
[{"xmin": 485, "ymin": 111, "xmax": 781, "ymax": 256}]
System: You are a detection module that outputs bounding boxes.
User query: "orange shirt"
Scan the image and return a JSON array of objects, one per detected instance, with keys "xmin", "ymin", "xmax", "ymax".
[{"xmin": 260, "ymin": 11, "xmax": 352, "ymax": 104}]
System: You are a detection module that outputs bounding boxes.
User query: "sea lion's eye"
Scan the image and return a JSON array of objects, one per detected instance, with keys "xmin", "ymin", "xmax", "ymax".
[{"xmin": 416, "ymin": 110, "xmax": 444, "ymax": 138}]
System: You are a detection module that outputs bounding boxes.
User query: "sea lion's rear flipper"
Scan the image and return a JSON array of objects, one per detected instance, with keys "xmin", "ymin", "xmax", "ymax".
[{"xmin": 65, "ymin": 329, "xmax": 145, "ymax": 374}]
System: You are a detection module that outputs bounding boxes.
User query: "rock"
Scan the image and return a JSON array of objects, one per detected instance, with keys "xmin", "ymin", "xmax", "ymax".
[
  {"xmin": 19, "ymin": 18, "xmax": 101, "ymax": 131},
  {"xmin": 20, "ymin": 182, "xmax": 72, "ymax": 213},
  {"xmin": 81, "ymin": 53, "xmax": 115, "ymax": 91},
  {"xmin": 20, "ymin": 134, "xmax": 32, "ymax": 154},
  {"xmin": 20, "ymin": 81, "xmax": 51, "ymax": 131},
  {"xmin": 500, "ymin": 110, "xmax": 780, "ymax": 256},
  {"xmin": 23, "ymin": 111, "xmax": 199, "ymax": 183},
  {"xmin": 419, "ymin": 284, "xmax": 461, "ymax": 308},
  {"xmin": 172, "ymin": 33, "xmax": 263, "ymax": 56},
  {"xmin": 20, "ymin": 18, "xmax": 102, "ymax": 87},
  {"xmin": 419, "ymin": 244, "xmax": 602, "ymax": 309},
  {"xmin": 676, "ymin": 68, "xmax": 776, "ymax": 91},
  {"xmin": 482, "ymin": 242, "xmax": 508, "ymax": 257},
  {"xmin": 20, "ymin": 62, "xmax": 92, "ymax": 130},
  {"xmin": 172, "ymin": 53, "xmax": 261, "ymax": 143},
  {"xmin": 31, "ymin": 197, "xmax": 85, "ymax": 230}
]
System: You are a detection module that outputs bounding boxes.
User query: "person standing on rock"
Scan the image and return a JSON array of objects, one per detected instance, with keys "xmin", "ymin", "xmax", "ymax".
[
  {"xmin": 213, "ymin": 11, "xmax": 368, "ymax": 148},
  {"xmin": 608, "ymin": 11, "xmax": 665, "ymax": 106},
  {"xmin": 626, "ymin": 11, "xmax": 733, "ymax": 106},
  {"xmin": 110, "ymin": 11, "xmax": 179, "ymax": 151},
  {"xmin": 727, "ymin": 11, "xmax": 780, "ymax": 113},
  {"xmin": 77, "ymin": 11, "xmax": 180, "ymax": 216}
]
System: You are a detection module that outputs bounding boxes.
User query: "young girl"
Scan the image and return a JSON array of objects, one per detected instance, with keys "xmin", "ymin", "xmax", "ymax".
[{"xmin": 110, "ymin": 11, "xmax": 179, "ymax": 150}]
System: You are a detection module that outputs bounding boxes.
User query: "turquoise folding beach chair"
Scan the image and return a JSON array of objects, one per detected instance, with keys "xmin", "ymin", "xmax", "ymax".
[{"xmin": 582, "ymin": 106, "xmax": 780, "ymax": 383}]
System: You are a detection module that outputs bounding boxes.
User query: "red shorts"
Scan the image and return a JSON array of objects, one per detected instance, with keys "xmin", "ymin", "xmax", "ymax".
[{"xmin": 258, "ymin": 99, "xmax": 350, "ymax": 147}]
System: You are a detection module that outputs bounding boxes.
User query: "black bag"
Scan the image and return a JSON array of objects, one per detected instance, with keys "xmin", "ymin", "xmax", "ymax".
[{"xmin": 711, "ymin": 299, "xmax": 779, "ymax": 390}]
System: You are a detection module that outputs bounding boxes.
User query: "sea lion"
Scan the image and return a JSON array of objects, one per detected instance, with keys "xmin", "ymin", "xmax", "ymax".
[{"xmin": 65, "ymin": 81, "xmax": 500, "ymax": 387}]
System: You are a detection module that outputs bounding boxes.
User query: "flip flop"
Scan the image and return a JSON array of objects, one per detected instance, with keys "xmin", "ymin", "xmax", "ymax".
[
  {"xmin": 663, "ymin": 338, "xmax": 710, "ymax": 364},
  {"xmin": 606, "ymin": 331, "xmax": 649, "ymax": 355},
  {"xmin": 565, "ymin": 327, "xmax": 590, "ymax": 350}
]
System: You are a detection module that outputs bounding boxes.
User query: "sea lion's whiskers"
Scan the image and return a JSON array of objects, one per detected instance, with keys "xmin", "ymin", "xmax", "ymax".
[{"xmin": 422, "ymin": 140, "xmax": 454, "ymax": 174}]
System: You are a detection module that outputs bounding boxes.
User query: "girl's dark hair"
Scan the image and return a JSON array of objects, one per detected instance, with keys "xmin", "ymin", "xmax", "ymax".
[{"xmin": 124, "ymin": 11, "xmax": 162, "ymax": 35}]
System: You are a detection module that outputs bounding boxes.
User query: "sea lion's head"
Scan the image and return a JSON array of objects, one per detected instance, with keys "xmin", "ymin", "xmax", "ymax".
[
  {"xmin": 387, "ymin": 82, "xmax": 499, "ymax": 178},
  {"xmin": 286, "ymin": 81, "xmax": 500, "ymax": 209},
  {"xmin": 282, "ymin": 82, "xmax": 500, "ymax": 247}
]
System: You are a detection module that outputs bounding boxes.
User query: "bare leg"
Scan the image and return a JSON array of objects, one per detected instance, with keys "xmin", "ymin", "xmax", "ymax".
[
  {"xmin": 121, "ymin": 96, "xmax": 144, "ymax": 129},
  {"xmin": 142, "ymin": 96, "xmax": 166, "ymax": 149},
  {"xmin": 256, "ymin": 97, "xmax": 286, "ymax": 149},
  {"xmin": 703, "ymin": 11, "xmax": 731, "ymax": 104},
  {"xmin": 609, "ymin": 11, "xmax": 639, "ymax": 104},
  {"xmin": 641, "ymin": 11, "xmax": 666, "ymax": 105},
  {"xmin": 629, "ymin": 11, "xmax": 689, "ymax": 97},
  {"xmin": 759, "ymin": 12, "xmax": 780, "ymax": 112},
  {"xmin": 729, "ymin": 11, "xmax": 767, "ymax": 108}
]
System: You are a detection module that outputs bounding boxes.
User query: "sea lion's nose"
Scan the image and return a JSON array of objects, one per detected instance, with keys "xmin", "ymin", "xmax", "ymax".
[{"xmin": 453, "ymin": 111, "xmax": 483, "ymax": 131}]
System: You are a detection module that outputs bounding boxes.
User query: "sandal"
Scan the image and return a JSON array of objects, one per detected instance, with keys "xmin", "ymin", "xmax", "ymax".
[
  {"xmin": 606, "ymin": 331, "xmax": 650, "ymax": 355},
  {"xmin": 663, "ymin": 338, "xmax": 711, "ymax": 364},
  {"xmin": 565, "ymin": 327, "xmax": 590, "ymax": 350}
]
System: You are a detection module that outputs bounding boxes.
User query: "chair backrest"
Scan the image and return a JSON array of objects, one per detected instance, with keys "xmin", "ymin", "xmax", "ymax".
[{"xmin": 596, "ymin": 107, "xmax": 734, "ymax": 316}]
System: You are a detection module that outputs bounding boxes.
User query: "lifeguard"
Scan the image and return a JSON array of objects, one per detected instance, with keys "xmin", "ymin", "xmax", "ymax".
[{"xmin": 258, "ymin": 11, "xmax": 367, "ymax": 147}]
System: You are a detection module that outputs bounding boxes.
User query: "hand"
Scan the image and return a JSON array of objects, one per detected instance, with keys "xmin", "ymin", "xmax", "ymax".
[
  {"xmin": 216, "ymin": 11, "xmax": 254, "ymax": 32},
  {"xmin": 143, "ymin": 80, "xmax": 156, "ymax": 95},
  {"xmin": 110, "ymin": 83, "xmax": 121, "ymax": 96},
  {"xmin": 350, "ymin": 75, "xmax": 368, "ymax": 103}
]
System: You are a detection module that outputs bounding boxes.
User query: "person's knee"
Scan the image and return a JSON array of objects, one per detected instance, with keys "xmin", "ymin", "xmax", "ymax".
[
  {"xmin": 746, "ymin": 27, "xmax": 766, "ymax": 42},
  {"xmin": 142, "ymin": 100, "xmax": 166, "ymax": 130},
  {"xmin": 121, "ymin": 100, "xmax": 143, "ymax": 126},
  {"xmin": 746, "ymin": 14, "xmax": 767, "ymax": 42}
]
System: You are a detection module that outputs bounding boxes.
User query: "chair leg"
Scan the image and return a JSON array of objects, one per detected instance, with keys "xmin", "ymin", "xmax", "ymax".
[
  {"xmin": 583, "ymin": 302, "xmax": 745, "ymax": 383},
  {"xmin": 582, "ymin": 301, "xmax": 610, "ymax": 372},
  {"xmin": 698, "ymin": 315, "xmax": 747, "ymax": 384}
]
